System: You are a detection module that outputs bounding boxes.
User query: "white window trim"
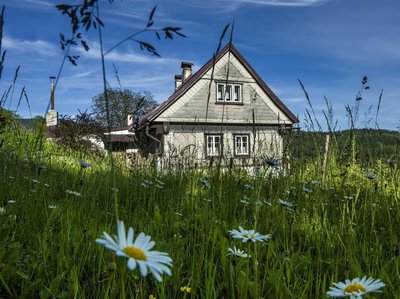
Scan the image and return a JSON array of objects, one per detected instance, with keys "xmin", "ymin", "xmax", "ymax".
[
  {"xmin": 205, "ymin": 134, "xmax": 222, "ymax": 157},
  {"xmin": 234, "ymin": 134, "xmax": 250, "ymax": 156},
  {"xmin": 216, "ymin": 83, "xmax": 242, "ymax": 103}
]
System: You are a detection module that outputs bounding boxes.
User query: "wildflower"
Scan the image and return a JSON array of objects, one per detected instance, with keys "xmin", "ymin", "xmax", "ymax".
[
  {"xmin": 240, "ymin": 199, "xmax": 250, "ymax": 205},
  {"xmin": 96, "ymin": 220, "xmax": 172, "ymax": 283},
  {"xmin": 8, "ymin": 176, "xmax": 15, "ymax": 180},
  {"xmin": 65, "ymin": 190, "xmax": 82, "ymax": 197},
  {"xmin": 32, "ymin": 179, "xmax": 39, "ymax": 184},
  {"xmin": 277, "ymin": 199, "xmax": 294, "ymax": 209},
  {"xmin": 111, "ymin": 188, "xmax": 119, "ymax": 193},
  {"xmin": 227, "ymin": 246, "xmax": 250, "ymax": 258},
  {"xmin": 327, "ymin": 276, "xmax": 385, "ymax": 298},
  {"xmin": 244, "ymin": 183, "xmax": 255, "ymax": 190},
  {"xmin": 263, "ymin": 156, "xmax": 279, "ymax": 168},
  {"xmin": 7, "ymin": 199, "xmax": 16, "ymax": 204},
  {"xmin": 0, "ymin": 207, "xmax": 6, "ymax": 215},
  {"xmin": 302, "ymin": 187, "xmax": 311, "ymax": 193},
  {"xmin": 44, "ymin": 183, "xmax": 50, "ymax": 188},
  {"xmin": 200, "ymin": 178, "xmax": 210, "ymax": 187},
  {"xmin": 180, "ymin": 286, "xmax": 191, "ymax": 293},
  {"xmin": 364, "ymin": 173, "xmax": 377, "ymax": 180},
  {"xmin": 175, "ymin": 211, "xmax": 183, "ymax": 217},
  {"xmin": 229, "ymin": 226, "xmax": 271, "ymax": 243},
  {"xmin": 79, "ymin": 160, "xmax": 92, "ymax": 169},
  {"xmin": 255, "ymin": 201, "xmax": 264, "ymax": 206},
  {"xmin": 155, "ymin": 179, "xmax": 165, "ymax": 186},
  {"xmin": 48, "ymin": 205, "xmax": 57, "ymax": 209},
  {"xmin": 202, "ymin": 197, "xmax": 212, "ymax": 202}
]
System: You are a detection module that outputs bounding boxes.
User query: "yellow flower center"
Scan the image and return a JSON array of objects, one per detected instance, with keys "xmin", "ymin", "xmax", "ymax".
[
  {"xmin": 243, "ymin": 233, "xmax": 248, "ymax": 238},
  {"xmin": 344, "ymin": 282, "xmax": 366, "ymax": 294},
  {"xmin": 123, "ymin": 246, "xmax": 147, "ymax": 261},
  {"xmin": 250, "ymin": 234, "xmax": 255, "ymax": 239}
]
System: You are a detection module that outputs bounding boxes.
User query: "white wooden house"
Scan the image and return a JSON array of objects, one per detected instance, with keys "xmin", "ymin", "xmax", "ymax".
[{"xmin": 134, "ymin": 43, "xmax": 298, "ymax": 168}]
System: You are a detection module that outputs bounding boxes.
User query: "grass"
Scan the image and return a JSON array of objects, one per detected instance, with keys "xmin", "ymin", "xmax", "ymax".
[{"xmin": 0, "ymin": 125, "xmax": 399, "ymax": 298}]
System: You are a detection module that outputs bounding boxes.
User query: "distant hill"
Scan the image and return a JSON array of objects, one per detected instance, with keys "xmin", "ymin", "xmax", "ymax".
[{"xmin": 286, "ymin": 128, "xmax": 400, "ymax": 165}]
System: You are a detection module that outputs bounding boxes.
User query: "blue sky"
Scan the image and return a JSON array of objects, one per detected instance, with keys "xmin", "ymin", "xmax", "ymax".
[{"xmin": 1, "ymin": 0, "xmax": 399, "ymax": 130}]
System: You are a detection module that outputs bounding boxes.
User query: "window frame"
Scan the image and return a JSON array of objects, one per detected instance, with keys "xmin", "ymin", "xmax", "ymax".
[
  {"xmin": 233, "ymin": 134, "xmax": 250, "ymax": 157},
  {"xmin": 204, "ymin": 133, "xmax": 223, "ymax": 157},
  {"xmin": 216, "ymin": 82, "xmax": 242, "ymax": 103}
]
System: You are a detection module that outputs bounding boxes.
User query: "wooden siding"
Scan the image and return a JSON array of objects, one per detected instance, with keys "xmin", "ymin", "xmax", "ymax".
[
  {"xmin": 156, "ymin": 52, "xmax": 293, "ymax": 125},
  {"xmin": 162, "ymin": 124, "xmax": 283, "ymax": 163}
]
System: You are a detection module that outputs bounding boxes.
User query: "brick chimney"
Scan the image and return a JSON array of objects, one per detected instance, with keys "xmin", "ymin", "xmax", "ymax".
[
  {"xmin": 174, "ymin": 74, "xmax": 182, "ymax": 90},
  {"xmin": 181, "ymin": 61, "xmax": 193, "ymax": 80}
]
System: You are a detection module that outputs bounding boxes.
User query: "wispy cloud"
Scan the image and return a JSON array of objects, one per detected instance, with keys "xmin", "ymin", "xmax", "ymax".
[
  {"xmin": 232, "ymin": 0, "xmax": 330, "ymax": 6},
  {"xmin": 3, "ymin": 36, "xmax": 58, "ymax": 57},
  {"xmin": 76, "ymin": 41, "xmax": 182, "ymax": 65},
  {"xmin": 7, "ymin": 0, "xmax": 54, "ymax": 10},
  {"xmin": 169, "ymin": 0, "xmax": 330, "ymax": 12}
]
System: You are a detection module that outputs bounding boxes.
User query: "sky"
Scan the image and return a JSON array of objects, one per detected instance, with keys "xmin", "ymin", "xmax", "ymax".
[{"xmin": 1, "ymin": 0, "xmax": 399, "ymax": 131}]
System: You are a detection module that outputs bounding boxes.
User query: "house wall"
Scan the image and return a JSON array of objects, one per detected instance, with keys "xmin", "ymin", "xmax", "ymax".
[
  {"xmin": 159, "ymin": 123, "xmax": 283, "ymax": 167},
  {"xmin": 156, "ymin": 52, "xmax": 293, "ymax": 126}
]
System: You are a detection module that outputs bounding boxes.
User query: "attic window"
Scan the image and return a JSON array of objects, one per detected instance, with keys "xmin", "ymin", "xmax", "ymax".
[{"xmin": 216, "ymin": 83, "xmax": 242, "ymax": 103}]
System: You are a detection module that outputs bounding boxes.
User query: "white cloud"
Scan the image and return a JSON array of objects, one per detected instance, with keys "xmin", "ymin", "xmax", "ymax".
[
  {"xmin": 3, "ymin": 36, "xmax": 58, "ymax": 57},
  {"xmin": 76, "ymin": 41, "xmax": 182, "ymax": 65},
  {"xmin": 232, "ymin": 0, "xmax": 330, "ymax": 6},
  {"xmin": 169, "ymin": 0, "xmax": 330, "ymax": 12}
]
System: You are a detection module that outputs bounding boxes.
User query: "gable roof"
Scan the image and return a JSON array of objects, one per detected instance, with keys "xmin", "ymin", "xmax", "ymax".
[{"xmin": 137, "ymin": 43, "xmax": 299, "ymax": 128}]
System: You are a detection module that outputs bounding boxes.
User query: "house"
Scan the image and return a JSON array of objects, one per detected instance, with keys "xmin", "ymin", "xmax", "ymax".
[
  {"xmin": 45, "ymin": 79, "xmax": 136, "ymax": 153},
  {"xmin": 135, "ymin": 42, "xmax": 299, "ymax": 168},
  {"xmin": 102, "ymin": 114, "xmax": 137, "ymax": 153}
]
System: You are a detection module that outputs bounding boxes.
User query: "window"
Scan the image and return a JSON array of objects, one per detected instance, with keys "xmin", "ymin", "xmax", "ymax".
[
  {"xmin": 206, "ymin": 134, "xmax": 222, "ymax": 156},
  {"xmin": 234, "ymin": 134, "xmax": 249, "ymax": 156},
  {"xmin": 216, "ymin": 83, "xmax": 242, "ymax": 103}
]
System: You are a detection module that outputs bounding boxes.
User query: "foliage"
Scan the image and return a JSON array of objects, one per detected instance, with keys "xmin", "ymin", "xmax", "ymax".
[
  {"xmin": 0, "ymin": 126, "xmax": 399, "ymax": 298},
  {"xmin": 91, "ymin": 88, "xmax": 157, "ymax": 128},
  {"xmin": 0, "ymin": 106, "xmax": 17, "ymax": 132},
  {"xmin": 287, "ymin": 129, "xmax": 400, "ymax": 167},
  {"xmin": 56, "ymin": 1, "xmax": 185, "ymax": 65},
  {"xmin": 53, "ymin": 110, "xmax": 105, "ymax": 155}
]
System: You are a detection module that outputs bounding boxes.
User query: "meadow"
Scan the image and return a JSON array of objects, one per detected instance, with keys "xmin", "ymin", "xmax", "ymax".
[{"xmin": 0, "ymin": 121, "xmax": 399, "ymax": 298}]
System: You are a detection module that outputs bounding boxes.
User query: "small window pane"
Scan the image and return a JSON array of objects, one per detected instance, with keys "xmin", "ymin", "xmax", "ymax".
[
  {"xmin": 225, "ymin": 85, "xmax": 232, "ymax": 101},
  {"xmin": 217, "ymin": 84, "xmax": 224, "ymax": 101},
  {"xmin": 234, "ymin": 85, "xmax": 241, "ymax": 102}
]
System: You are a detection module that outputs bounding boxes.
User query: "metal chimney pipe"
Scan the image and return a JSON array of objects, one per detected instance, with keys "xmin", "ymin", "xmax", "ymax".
[{"xmin": 49, "ymin": 76, "xmax": 56, "ymax": 110}]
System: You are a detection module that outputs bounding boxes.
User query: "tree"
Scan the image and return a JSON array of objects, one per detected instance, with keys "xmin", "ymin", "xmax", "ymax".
[
  {"xmin": 91, "ymin": 88, "xmax": 158, "ymax": 128},
  {"xmin": 53, "ymin": 110, "xmax": 105, "ymax": 155}
]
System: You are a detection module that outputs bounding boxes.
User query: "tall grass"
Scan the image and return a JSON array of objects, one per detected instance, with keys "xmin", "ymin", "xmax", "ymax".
[{"xmin": 0, "ymin": 124, "xmax": 399, "ymax": 298}]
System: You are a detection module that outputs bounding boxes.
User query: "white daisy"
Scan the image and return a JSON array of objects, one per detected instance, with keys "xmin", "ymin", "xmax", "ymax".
[
  {"xmin": 96, "ymin": 220, "xmax": 172, "ymax": 283},
  {"xmin": 227, "ymin": 246, "xmax": 250, "ymax": 258},
  {"xmin": 277, "ymin": 199, "xmax": 294, "ymax": 209},
  {"xmin": 327, "ymin": 276, "xmax": 386, "ymax": 298},
  {"xmin": 229, "ymin": 226, "xmax": 271, "ymax": 243},
  {"xmin": 65, "ymin": 190, "xmax": 82, "ymax": 197}
]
